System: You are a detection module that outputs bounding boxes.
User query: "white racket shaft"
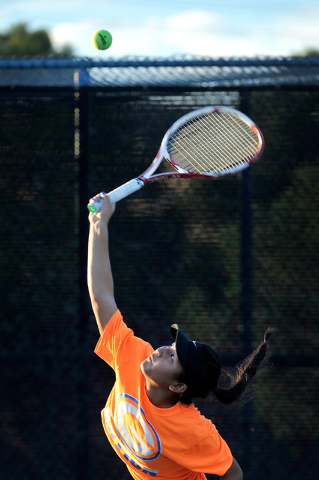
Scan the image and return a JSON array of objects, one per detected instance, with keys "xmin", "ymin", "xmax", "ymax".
[{"xmin": 88, "ymin": 178, "xmax": 144, "ymax": 214}]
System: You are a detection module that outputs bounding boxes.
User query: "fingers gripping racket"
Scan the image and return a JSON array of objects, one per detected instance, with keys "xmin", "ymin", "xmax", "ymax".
[{"xmin": 88, "ymin": 106, "xmax": 264, "ymax": 214}]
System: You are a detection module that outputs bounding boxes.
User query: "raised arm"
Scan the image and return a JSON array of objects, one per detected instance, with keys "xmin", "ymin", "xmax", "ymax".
[{"xmin": 87, "ymin": 193, "xmax": 117, "ymax": 335}]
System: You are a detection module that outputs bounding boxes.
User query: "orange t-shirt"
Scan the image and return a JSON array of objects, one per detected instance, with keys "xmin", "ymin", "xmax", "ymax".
[{"xmin": 95, "ymin": 310, "xmax": 233, "ymax": 480}]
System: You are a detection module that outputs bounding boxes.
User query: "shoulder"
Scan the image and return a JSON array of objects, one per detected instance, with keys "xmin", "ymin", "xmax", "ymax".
[
  {"xmin": 95, "ymin": 310, "xmax": 153, "ymax": 368},
  {"xmin": 181, "ymin": 404, "xmax": 227, "ymax": 446},
  {"xmin": 179, "ymin": 403, "xmax": 216, "ymax": 434},
  {"xmin": 164, "ymin": 403, "xmax": 232, "ymax": 472}
]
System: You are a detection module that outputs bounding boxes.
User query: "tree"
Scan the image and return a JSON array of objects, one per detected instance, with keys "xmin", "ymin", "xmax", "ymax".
[
  {"xmin": 0, "ymin": 23, "xmax": 73, "ymax": 57},
  {"xmin": 293, "ymin": 47, "xmax": 319, "ymax": 57}
]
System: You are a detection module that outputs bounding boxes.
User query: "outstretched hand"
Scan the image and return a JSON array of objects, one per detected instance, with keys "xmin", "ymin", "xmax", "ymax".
[{"xmin": 88, "ymin": 192, "xmax": 116, "ymax": 225}]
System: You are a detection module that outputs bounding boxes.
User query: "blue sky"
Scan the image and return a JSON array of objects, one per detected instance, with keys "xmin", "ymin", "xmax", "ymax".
[{"xmin": 1, "ymin": 0, "xmax": 319, "ymax": 58}]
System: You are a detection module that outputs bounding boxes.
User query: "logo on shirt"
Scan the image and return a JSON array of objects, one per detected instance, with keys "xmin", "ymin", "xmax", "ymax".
[
  {"xmin": 114, "ymin": 393, "xmax": 161, "ymax": 461},
  {"xmin": 103, "ymin": 394, "xmax": 161, "ymax": 476}
]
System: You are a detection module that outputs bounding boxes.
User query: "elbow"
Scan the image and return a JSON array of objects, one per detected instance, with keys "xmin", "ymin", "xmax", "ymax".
[
  {"xmin": 234, "ymin": 462, "xmax": 243, "ymax": 480},
  {"xmin": 88, "ymin": 289, "xmax": 98, "ymax": 310},
  {"xmin": 88, "ymin": 281, "xmax": 113, "ymax": 304},
  {"xmin": 88, "ymin": 287, "xmax": 104, "ymax": 313},
  {"xmin": 221, "ymin": 458, "xmax": 243, "ymax": 480},
  {"xmin": 233, "ymin": 462, "xmax": 243, "ymax": 480},
  {"xmin": 221, "ymin": 469, "xmax": 243, "ymax": 480}
]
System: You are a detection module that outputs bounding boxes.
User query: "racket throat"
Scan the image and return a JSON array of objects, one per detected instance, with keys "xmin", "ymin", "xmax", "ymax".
[{"xmin": 166, "ymin": 156, "xmax": 189, "ymax": 174}]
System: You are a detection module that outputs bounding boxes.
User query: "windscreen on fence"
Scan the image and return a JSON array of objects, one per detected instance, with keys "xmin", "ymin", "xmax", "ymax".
[{"xmin": 1, "ymin": 58, "xmax": 319, "ymax": 480}]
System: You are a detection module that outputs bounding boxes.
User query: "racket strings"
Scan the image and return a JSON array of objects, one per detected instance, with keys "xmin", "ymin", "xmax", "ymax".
[
  {"xmin": 188, "ymin": 115, "xmax": 239, "ymax": 173},
  {"xmin": 167, "ymin": 112, "xmax": 261, "ymax": 174},
  {"xmin": 201, "ymin": 113, "xmax": 258, "ymax": 164},
  {"xmin": 171, "ymin": 113, "xmax": 258, "ymax": 173},
  {"xmin": 176, "ymin": 114, "xmax": 258, "ymax": 173}
]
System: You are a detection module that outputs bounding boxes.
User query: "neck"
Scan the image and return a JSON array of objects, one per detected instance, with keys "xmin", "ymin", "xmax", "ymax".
[{"xmin": 145, "ymin": 382, "xmax": 179, "ymax": 409}]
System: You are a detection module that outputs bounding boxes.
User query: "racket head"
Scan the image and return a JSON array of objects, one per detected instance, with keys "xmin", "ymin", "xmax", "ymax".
[
  {"xmin": 87, "ymin": 105, "xmax": 264, "ymax": 211},
  {"xmin": 149, "ymin": 106, "xmax": 264, "ymax": 179}
]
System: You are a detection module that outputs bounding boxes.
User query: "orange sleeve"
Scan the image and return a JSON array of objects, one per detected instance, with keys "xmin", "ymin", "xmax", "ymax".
[
  {"xmin": 166, "ymin": 413, "xmax": 233, "ymax": 477},
  {"xmin": 94, "ymin": 309, "xmax": 152, "ymax": 371},
  {"xmin": 184, "ymin": 427, "xmax": 232, "ymax": 476},
  {"xmin": 195, "ymin": 428, "xmax": 233, "ymax": 476}
]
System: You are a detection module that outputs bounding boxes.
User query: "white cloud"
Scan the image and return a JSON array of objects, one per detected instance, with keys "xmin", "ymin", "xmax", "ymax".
[
  {"xmin": 164, "ymin": 10, "xmax": 256, "ymax": 57},
  {"xmin": 50, "ymin": 7, "xmax": 319, "ymax": 58},
  {"xmin": 166, "ymin": 10, "xmax": 219, "ymax": 31},
  {"xmin": 268, "ymin": 7, "xmax": 319, "ymax": 55},
  {"xmin": 50, "ymin": 11, "xmax": 252, "ymax": 57},
  {"xmin": 51, "ymin": 19, "xmax": 160, "ymax": 56},
  {"xmin": 51, "ymin": 20, "xmax": 98, "ymax": 54}
]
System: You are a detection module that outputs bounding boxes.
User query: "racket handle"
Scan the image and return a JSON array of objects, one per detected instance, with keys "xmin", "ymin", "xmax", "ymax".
[
  {"xmin": 87, "ymin": 199, "xmax": 104, "ymax": 215},
  {"xmin": 87, "ymin": 178, "xmax": 144, "ymax": 214},
  {"xmin": 107, "ymin": 178, "xmax": 144, "ymax": 204}
]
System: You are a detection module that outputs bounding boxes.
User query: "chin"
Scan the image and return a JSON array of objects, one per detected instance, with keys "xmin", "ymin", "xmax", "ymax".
[{"xmin": 140, "ymin": 359, "xmax": 148, "ymax": 376}]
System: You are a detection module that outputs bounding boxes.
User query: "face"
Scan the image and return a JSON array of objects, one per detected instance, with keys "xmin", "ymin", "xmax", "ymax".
[{"xmin": 140, "ymin": 343, "xmax": 184, "ymax": 389}]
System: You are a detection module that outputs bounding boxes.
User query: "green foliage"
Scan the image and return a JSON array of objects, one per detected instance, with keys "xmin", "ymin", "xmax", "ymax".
[
  {"xmin": 0, "ymin": 23, "xmax": 73, "ymax": 57},
  {"xmin": 255, "ymin": 368, "xmax": 319, "ymax": 443},
  {"xmin": 1, "ymin": 87, "xmax": 319, "ymax": 479},
  {"xmin": 252, "ymin": 166, "xmax": 319, "ymax": 353},
  {"xmin": 250, "ymin": 91, "xmax": 319, "ymax": 354},
  {"xmin": 293, "ymin": 47, "xmax": 319, "ymax": 57}
]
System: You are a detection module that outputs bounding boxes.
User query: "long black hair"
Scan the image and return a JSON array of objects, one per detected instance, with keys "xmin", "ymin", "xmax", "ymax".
[{"xmin": 179, "ymin": 328, "xmax": 276, "ymax": 406}]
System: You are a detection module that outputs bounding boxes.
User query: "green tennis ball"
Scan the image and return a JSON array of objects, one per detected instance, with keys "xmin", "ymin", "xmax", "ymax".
[{"xmin": 92, "ymin": 29, "xmax": 112, "ymax": 50}]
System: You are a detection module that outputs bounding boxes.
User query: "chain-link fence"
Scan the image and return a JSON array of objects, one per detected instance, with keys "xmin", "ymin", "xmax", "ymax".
[{"xmin": 1, "ymin": 58, "xmax": 319, "ymax": 480}]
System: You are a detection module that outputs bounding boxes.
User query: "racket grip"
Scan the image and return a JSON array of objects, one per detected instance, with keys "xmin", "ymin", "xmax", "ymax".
[
  {"xmin": 87, "ymin": 200, "xmax": 104, "ymax": 215},
  {"xmin": 107, "ymin": 178, "xmax": 144, "ymax": 204},
  {"xmin": 87, "ymin": 178, "xmax": 144, "ymax": 214}
]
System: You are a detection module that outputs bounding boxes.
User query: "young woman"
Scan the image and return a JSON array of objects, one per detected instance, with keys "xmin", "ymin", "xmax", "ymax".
[{"xmin": 88, "ymin": 193, "xmax": 275, "ymax": 480}]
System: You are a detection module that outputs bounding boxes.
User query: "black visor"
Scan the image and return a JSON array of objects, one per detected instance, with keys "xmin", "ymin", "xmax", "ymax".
[
  {"xmin": 170, "ymin": 323, "xmax": 203, "ymax": 389},
  {"xmin": 170, "ymin": 324, "xmax": 221, "ymax": 398}
]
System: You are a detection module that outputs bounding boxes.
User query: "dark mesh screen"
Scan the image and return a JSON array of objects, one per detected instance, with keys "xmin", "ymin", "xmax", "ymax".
[{"xmin": 1, "ymin": 86, "xmax": 318, "ymax": 480}]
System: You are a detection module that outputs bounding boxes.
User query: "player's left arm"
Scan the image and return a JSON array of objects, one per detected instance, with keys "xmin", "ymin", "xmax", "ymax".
[{"xmin": 220, "ymin": 457, "xmax": 243, "ymax": 480}]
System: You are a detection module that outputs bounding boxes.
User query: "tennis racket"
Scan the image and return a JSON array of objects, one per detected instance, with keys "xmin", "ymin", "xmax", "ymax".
[{"xmin": 87, "ymin": 105, "xmax": 264, "ymax": 214}]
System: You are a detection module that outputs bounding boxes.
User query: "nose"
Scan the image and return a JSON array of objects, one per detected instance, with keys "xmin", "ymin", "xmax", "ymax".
[{"xmin": 156, "ymin": 346, "xmax": 170, "ymax": 356}]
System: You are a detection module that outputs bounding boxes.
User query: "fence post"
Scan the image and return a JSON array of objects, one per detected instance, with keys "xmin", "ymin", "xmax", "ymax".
[
  {"xmin": 239, "ymin": 91, "xmax": 255, "ymax": 480},
  {"xmin": 74, "ymin": 72, "xmax": 90, "ymax": 480}
]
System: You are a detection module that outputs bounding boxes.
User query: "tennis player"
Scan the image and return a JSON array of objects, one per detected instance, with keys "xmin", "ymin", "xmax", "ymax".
[{"xmin": 88, "ymin": 193, "xmax": 274, "ymax": 480}]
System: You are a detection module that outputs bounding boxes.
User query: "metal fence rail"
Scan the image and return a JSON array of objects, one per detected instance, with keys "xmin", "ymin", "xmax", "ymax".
[{"xmin": 0, "ymin": 56, "xmax": 319, "ymax": 87}]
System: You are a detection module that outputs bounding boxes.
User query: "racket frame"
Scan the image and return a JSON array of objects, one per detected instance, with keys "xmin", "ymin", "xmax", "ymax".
[{"xmin": 88, "ymin": 105, "xmax": 264, "ymax": 211}]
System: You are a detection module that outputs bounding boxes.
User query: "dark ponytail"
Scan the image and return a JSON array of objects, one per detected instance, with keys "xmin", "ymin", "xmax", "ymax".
[
  {"xmin": 213, "ymin": 327, "xmax": 276, "ymax": 406},
  {"xmin": 179, "ymin": 327, "xmax": 276, "ymax": 406}
]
